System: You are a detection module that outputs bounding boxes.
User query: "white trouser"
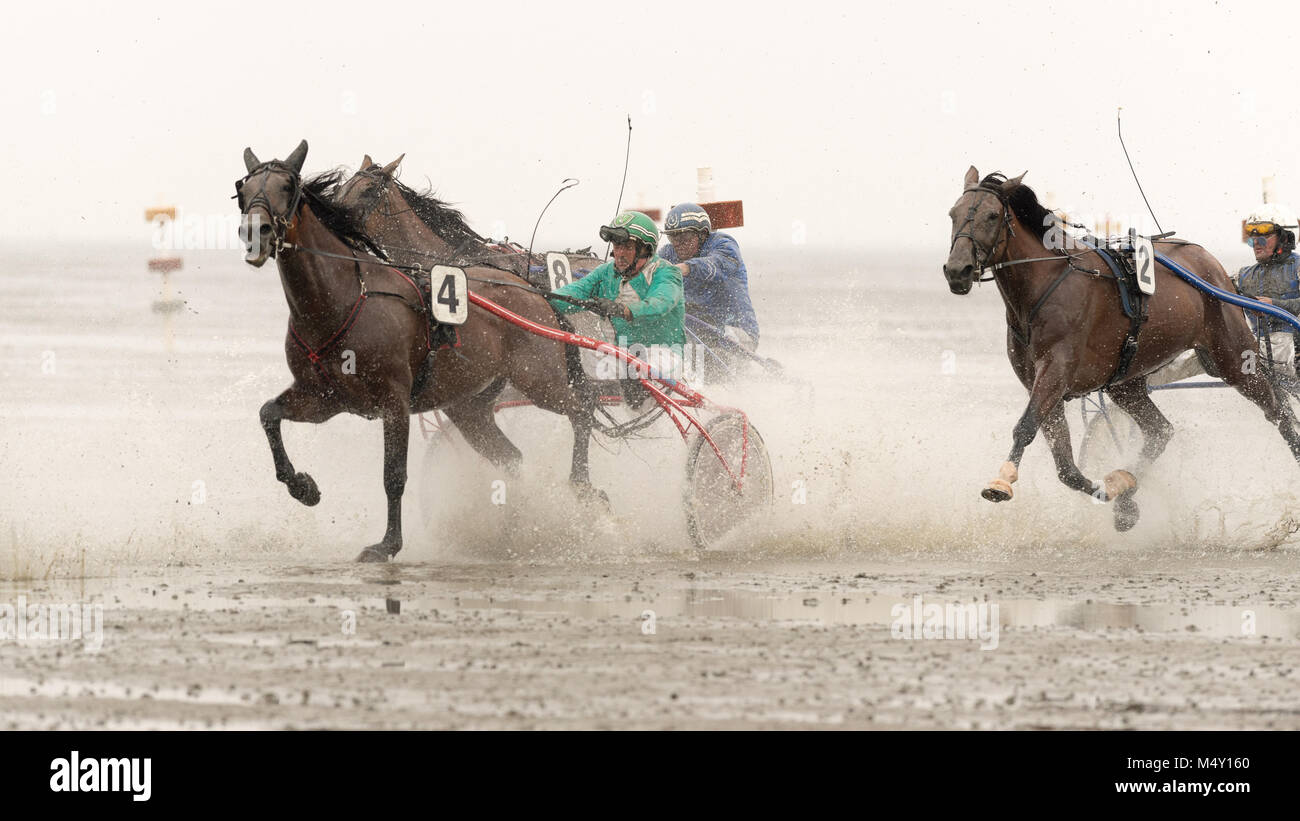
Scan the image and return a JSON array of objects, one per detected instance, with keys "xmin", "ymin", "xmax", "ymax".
[
  {"xmin": 1148, "ymin": 333, "xmax": 1296, "ymax": 386},
  {"xmin": 594, "ymin": 343, "xmax": 684, "ymax": 383},
  {"xmin": 1262, "ymin": 331, "xmax": 1296, "ymax": 377},
  {"xmin": 1147, "ymin": 350, "xmax": 1205, "ymax": 387},
  {"xmin": 641, "ymin": 345, "xmax": 684, "ymax": 383}
]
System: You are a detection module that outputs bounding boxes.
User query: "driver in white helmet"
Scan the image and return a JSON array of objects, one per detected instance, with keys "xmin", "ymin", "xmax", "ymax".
[
  {"xmin": 1150, "ymin": 205, "xmax": 1300, "ymax": 384},
  {"xmin": 1236, "ymin": 206, "xmax": 1300, "ymax": 376}
]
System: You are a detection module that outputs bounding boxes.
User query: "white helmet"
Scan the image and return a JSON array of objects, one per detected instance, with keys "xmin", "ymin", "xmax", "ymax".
[
  {"xmin": 1244, "ymin": 204, "xmax": 1298, "ymax": 254},
  {"xmin": 1245, "ymin": 203, "xmax": 1298, "ymax": 235}
]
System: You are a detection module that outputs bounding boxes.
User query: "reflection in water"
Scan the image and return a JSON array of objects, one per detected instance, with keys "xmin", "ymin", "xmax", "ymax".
[
  {"xmin": 380, "ymin": 589, "xmax": 1295, "ymax": 639},
  {"xmin": 2, "ymin": 575, "xmax": 1292, "ymax": 639}
]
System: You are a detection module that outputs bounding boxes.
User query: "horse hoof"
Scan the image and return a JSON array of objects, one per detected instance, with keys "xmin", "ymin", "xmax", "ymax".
[
  {"xmin": 1113, "ymin": 492, "xmax": 1140, "ymax": 532},
  {"xmin": 1103, "ymin": 470, "xmax": 1137, "ymax": 501},
  {"xmin": 572, "ymin": 482, "xmax": 610, "ymax": 510},
  {"xmin": 289, "ymin": 473, "xmax": 321, "ymax": 506},
  {"xmin": 982, "ymin": 480, "xmax": 1013, "ymax": 502},
  {"xmin": 355, "ymin": 545, "xmax": 393, "ymax": 563}
]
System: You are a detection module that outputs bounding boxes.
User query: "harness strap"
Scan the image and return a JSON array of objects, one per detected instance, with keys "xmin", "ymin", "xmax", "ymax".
[
  {"xmin": 1009, "ymin": 262, "xmax": 1074, "ymax": 346},
  {"xmin": 286, "ymin": 257, "xmax": 372, "ymax": 395}
]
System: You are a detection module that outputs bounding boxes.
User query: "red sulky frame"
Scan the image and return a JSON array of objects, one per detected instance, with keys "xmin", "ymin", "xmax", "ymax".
[{"xmin": 466, "ymin": 291, "xmax": 754, "ymax": 491}]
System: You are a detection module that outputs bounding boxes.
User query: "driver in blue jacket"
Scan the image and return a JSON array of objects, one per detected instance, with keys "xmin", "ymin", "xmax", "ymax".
[{"xmin": 658, "ymin": 203, "xmax": 760, "ymax": 354}]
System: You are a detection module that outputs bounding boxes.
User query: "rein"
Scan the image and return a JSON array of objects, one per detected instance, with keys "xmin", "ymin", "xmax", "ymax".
[
  {"xmin": 281, "ymin": 240, "xmax": 597, "ymax": 311},
  {"xmin": 950, "ymin": 184, "xmax": 1015, "ymax": 278}
]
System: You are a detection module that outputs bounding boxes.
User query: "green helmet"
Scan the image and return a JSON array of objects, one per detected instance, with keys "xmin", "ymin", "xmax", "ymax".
[{"xmin": 600, "ymin": 211, "xmax": 659, "ymax": 251}]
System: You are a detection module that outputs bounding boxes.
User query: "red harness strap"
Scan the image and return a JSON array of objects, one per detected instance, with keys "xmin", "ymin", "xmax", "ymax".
[{"xmin": 288, "ymin": 288, "xmax": 368, "ymax": 395}]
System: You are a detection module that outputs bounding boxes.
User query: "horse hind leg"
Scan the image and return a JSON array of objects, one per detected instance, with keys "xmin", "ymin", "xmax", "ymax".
[
  {"xmin": 1095, "ymin": 379, "xmax": 1176, "ymax": 531},
  {"xmin": 1207, "ymin": 336, "xmax": 1300, "ymax": 463},
  {"xmin": 441, "ymin": 394, "xmax": 524, "ymax": 474},
  {"xmin": 508, "ymin": 344, "xmax": 607, "ymax": 505},
  {"xmin": 1104, "ymin": 379, "xmax": 1175, "ymax": 472},
  {"xmin": 1036, "ymin": 399, "xmax": 1143, "ymax": 527}
]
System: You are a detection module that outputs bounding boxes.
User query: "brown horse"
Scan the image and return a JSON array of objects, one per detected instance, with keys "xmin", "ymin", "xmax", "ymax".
[
  {"xmin": 943, "ymin": 166, "xmax": 1300, "ymax": 530},
  {"xmin": 236, "ymin": 141, "xmax": 601, "ymax": 562},
  {"xmin": 334, "ymin": 154, "xmax": 601, "ymax": 283}
]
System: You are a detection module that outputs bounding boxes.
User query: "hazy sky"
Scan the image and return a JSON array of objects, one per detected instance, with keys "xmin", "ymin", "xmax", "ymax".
[{"xmin": 4, "ymin": 0, "xmax": 1298, "ymax": 257}]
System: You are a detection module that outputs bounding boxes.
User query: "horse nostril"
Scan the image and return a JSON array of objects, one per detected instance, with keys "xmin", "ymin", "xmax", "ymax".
[{"xmin": 259, "ymin": 223, "xmax": 272, "ymax": 236}]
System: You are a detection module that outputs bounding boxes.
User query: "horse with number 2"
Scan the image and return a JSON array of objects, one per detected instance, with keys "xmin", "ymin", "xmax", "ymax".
[
  {"xmin": 943, "ymin": 166, "xmax": 1300, "ymax": 531},
  {"xmin": 235, "ymin": 141, "xmax": 772, "ymax": 562}
]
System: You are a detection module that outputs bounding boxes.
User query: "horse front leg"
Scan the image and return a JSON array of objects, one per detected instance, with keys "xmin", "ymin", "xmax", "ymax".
[
  {"xmin": 357, "ymin": 402, "xmax": 410, "ymax": 563},
  {"xmin": 1039, "ymin": 398, "xmax": 1139, "ymax": 530},
  {"xmin": 260, "ymin": 386, "xmax": 335, "ymax": 506},
  {"xmin": 982, "ymin": 362, "xmax": 1073, "ymax": 503}
]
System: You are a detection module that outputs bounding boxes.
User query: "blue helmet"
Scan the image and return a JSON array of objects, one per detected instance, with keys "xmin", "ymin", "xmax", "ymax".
[{"xmin": 664, "ymin": 203, "xmax": 712, "ymax": 236}]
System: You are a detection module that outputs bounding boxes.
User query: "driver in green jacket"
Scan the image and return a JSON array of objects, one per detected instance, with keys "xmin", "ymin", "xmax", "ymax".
[{"xmin": 548, "ymin": 211, "xmax": 686, "ymax": 390}]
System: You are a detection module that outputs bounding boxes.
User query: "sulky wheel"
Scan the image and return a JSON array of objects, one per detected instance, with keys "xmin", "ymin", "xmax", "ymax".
[{"xmin": 683, "ymin": 412, "xmax": 773, "ymax": 550}]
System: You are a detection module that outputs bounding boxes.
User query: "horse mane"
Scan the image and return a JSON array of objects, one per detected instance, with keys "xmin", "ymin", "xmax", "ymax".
[
  {"xmin": 982, "ymin": 172, "xmax": 1056, "ymax": 242},
  {"xmin": 302, "ymin": 169, "xmax": 388, "ymax": 258},
  {"xmin": 389, "ymin": 178, "xmax": 488, "ymax": 249}
]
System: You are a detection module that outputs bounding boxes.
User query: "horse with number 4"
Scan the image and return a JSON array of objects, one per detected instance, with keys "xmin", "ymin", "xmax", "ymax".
[
  {"xmin": 943, "ymin": 166, "xmax": 1300, "ymax": 530},
  {"xmin": 328, "ymin": 154, "xmax": 773, "ymax": 549},
  {"xmin": 236, "ymin": 141, "xmax": 774, "ymax": 559},
  {"xmin": 236, "ymin": 141, "xmax": 605, "ymax": 562}
]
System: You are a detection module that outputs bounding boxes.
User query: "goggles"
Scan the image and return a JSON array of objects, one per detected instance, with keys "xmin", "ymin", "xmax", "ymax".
[
  {"xmin": 1245, "ymin": 222, "xmax": 1281, "ymax": 237},
  {"xmin": 600, "ymin": 226, "xmax": 630, "ymax": 244}
]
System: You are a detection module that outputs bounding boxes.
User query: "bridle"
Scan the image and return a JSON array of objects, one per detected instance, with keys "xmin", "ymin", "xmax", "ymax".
[
  {"xmin": 949, "ymin": 184, "xmax": 1015, "ymax": 283},
  {"xmin": 235, "ymin": 161, "xmax": 304, "ymax": 257}
]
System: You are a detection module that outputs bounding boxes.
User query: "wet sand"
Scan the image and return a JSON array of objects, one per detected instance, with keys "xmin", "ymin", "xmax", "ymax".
[
  {"xmin": 3, "ymin": 551, "xmax": 1298, "ymax": 730},
  {"xmin": 6, "ymin": 246, "xmax": 1300, "ymax": 730}
]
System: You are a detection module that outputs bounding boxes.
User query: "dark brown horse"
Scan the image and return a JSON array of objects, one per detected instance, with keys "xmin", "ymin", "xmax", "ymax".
[
  {"xmin": 943, "ymin": 166, "xmax": 1300, "ymax": 530},
  {"xmin": 327, "ymin": 152, "xmax": 607, "ymax": 466},
  {"xmin": 236, "ymin": 141, "xmax": 600, "ymax": 562},
  {"xmin": 334, "ymin": 153, "xmax": 600, "ymax": 283}
]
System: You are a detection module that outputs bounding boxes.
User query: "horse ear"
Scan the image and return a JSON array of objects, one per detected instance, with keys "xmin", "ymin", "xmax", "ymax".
[
  {"xmin": 382, "ymin": 153, "xmax": 405, "ymax": 177},
  {"xmin": 1003, "ymin": 171, "xmax": 1027, "ymax": 190},
  {"xmin": 244, "ymin": 148, "xmax": 260, "ymax": 173},
  {"xmin": 285, "ymin": 139, "xmax": 309, "ymax": 174},
  {"xmin": 362, "ymin": 154, "xmax": 374, "ymax": 170},
  {"xmin": 964, "ymin": 166, "xmax": 979, "ymax": 188}
]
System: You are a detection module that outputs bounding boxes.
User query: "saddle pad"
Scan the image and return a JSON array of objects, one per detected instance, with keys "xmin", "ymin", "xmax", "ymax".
[{"xmin": 1078, "ymin": 235, "xmax": 1144, "ymax": 321}]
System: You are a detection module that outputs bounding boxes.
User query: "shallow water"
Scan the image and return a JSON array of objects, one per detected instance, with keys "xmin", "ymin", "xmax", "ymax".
[
  {"xmin": 4, "ymin": 240, "xmax": 1298, "ymax": 574},
  {"xmin": 4, "ymin": 241, "xmax": 1299, "ymax": 729}
]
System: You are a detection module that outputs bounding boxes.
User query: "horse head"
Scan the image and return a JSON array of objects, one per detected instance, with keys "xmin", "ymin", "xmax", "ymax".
[
  {"xmin": 235, "ymin": 140, "xmax": 309, "ymax": 267},
  {"xmin": 334, "ymin": 155, "xmax": 485, "ymax": 264},
  {"xmin": 943, "ymin": 166, "xmax": 1023, "ymax": 294},
  {"xmin": 335, "ymin": 153, "xmax": 405, "ymax": 224}
]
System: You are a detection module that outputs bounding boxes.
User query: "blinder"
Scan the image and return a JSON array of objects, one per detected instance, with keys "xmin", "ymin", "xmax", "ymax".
[
  {"xmin": 950, "ymin": 183, "xmax": 1015, "ymax": 283},
  {"xmin": 235, "ymin": 160, "xmax": 304, "ymax": 257}
]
